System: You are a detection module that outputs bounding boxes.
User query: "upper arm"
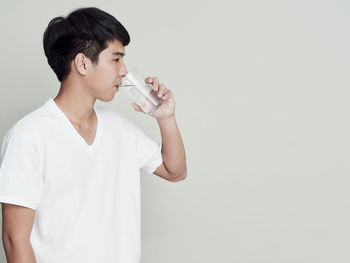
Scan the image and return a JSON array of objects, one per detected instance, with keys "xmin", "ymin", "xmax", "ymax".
[{"xmin": 1, "ymin": 203, "xmax": 35, "ymax": 243}]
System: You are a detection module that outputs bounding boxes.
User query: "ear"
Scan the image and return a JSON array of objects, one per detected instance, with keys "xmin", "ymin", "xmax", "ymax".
[{"xmin": 73, "ymin": 53, "xmax": 90, "ymax": 76}]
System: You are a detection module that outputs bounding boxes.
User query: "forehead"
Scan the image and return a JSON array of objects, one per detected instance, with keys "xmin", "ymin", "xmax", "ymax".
[{"xmin": 103, "ymin": 39, "xmax": 125, "ymax": 56}]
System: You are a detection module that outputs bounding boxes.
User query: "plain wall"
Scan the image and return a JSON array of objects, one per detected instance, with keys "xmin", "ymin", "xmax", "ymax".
[{"xmin": 1, "ymin": 0, "xmax": 350, "ymax": 262}]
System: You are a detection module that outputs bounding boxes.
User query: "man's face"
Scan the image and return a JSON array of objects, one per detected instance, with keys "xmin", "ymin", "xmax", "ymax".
[{"xmin": 86, "ymin": 39, "xmax": 127, "ymax": 102}]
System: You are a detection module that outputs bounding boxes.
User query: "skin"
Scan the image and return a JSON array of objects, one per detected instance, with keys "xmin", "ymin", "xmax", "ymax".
[{"xmin": 2, "ymin": 204, "xmax": 37, "ymax": 263}]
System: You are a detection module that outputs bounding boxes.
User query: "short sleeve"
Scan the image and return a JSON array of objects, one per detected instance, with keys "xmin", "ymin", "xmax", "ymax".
[
  {"xmin": 0, "ymin": 130, "xmax": 44, "ymax": 210},
  {"xmin": 133, "ymin": 126, "xmax": 163, "ymax": 175}
]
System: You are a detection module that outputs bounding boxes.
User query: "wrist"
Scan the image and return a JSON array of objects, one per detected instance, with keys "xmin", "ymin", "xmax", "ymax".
[{"xmin": 156, "ymin": 114, "xmax": 176, "ymax": 125}]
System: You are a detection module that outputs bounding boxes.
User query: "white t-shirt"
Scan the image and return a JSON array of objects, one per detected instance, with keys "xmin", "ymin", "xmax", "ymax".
[{"xmin": 0, "ymin": 98, "xmax": 163, "ymax": 263}]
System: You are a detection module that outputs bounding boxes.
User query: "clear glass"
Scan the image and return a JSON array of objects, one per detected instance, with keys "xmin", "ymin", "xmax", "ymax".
[{"xmin": 119, "ymin": 67, "xmax": 163, "ymax": 115}]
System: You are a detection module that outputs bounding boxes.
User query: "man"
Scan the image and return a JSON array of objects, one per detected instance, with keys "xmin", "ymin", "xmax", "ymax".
[{"xmin": 0, "ymin": 7, "xmax": 186, "ymax": 263}]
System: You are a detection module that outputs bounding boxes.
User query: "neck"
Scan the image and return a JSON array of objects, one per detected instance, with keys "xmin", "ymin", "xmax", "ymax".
[{"xmin": 54, "ymin": 78, "xmax": 96, "ymax": 125}]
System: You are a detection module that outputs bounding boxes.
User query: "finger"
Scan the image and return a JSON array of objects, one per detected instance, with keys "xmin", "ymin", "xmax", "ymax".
[
  {"xmin": 131, "ymin": 103, "xmax": 144, "ymax": 113},
  {"xmin": 145, "ymin": 77, "xmax": 153, "ymax": 84},
  {"xmin": 157, "ymin": 84, "xmax": 166, "ymax": 98},
  {"xmin": 162, "ymin": 92, "xmax": 169, "ymax": 100},
  {"xmin": 151, "ymin": 77, "xmax": 159, "ymax": 91},
  {"xmin": 162, "ymin": 89, "xmax": 172, "ymax": 100}
]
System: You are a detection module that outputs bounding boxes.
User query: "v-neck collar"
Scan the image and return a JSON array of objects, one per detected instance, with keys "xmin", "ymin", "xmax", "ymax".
[{"xmin": 47, "ymin": 97, "xmax": 102, "ymax": 151}]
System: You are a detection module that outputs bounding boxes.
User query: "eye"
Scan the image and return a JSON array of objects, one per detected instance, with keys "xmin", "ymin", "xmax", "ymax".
[{"xmin": 113, "ymin": 58, "xmax": 119, "ymax": 63}]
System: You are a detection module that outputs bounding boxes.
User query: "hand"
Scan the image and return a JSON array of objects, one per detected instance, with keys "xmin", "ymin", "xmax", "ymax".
[{"xmin": 131, "ymin": 76, "xmax": 176, "ymax": 120}]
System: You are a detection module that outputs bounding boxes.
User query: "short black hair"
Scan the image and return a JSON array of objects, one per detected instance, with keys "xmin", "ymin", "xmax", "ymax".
[{"xmin": 43, "ymin": 7, "xmax": 130, "ymax": 82}]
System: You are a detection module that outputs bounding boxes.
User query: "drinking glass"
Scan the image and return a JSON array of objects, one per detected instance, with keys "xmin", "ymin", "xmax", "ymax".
[{"xmin": 119, "ymin": 67, "xmax": 163, "ymax": 115}]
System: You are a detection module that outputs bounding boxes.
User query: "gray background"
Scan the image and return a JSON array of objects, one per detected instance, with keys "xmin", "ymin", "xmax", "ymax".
[{"xmin": 1, "ymin": 0, "xmax": 350, "ymax": 262}]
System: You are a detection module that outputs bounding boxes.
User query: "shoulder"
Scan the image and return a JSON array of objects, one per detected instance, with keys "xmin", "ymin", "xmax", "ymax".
[{"xmin": 3, "ymin": 100, "xmax": 53, "ymax": 146}]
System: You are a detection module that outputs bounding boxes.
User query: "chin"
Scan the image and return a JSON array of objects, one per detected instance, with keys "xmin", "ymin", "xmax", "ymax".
[{"xmin": 97, "ymin": 94, "xmax": 115, "ymax": 102}]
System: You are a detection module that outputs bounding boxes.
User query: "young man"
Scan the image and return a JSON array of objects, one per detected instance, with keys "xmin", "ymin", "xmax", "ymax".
[{"xmin": 0, "ymin": 7, "xmax": 186, "ymax": 263}]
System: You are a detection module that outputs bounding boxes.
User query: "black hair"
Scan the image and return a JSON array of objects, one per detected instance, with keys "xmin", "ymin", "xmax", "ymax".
[{"xmin": 43, "ymin": 7, "xmax": 130, "ymax": 82}]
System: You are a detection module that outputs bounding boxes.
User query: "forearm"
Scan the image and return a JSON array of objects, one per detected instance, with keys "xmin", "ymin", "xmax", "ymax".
[
  {"xmin": 157, "ymin": 115, "xmax": 187, "ymax": 178},
  {"xmin": 3, "ymin": 238, "xmax": 36, "ymax": 263}
]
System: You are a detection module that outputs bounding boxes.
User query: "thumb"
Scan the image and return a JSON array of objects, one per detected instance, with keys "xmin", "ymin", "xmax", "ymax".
[{"xmin": 131, "ymin": 103, "xmax": 144, "ymax": 113}]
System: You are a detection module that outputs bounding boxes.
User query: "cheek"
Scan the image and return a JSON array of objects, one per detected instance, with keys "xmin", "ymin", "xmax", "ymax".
[
  {"xmin": 99, "ymin": 64, "xmax": 116, "ymax": 77},
  {"xmin": 88, "ymin": 63, "xmax": 116, "ymax": 87},
  {"xmin": 95, "ymin": 66, "xmax": 112, "ymax": 80}
]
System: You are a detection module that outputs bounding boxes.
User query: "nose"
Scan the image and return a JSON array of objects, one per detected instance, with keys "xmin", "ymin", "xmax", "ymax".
[{"xmin": 119, "ymin": 59, "xmax": 128, "ymax": 77}]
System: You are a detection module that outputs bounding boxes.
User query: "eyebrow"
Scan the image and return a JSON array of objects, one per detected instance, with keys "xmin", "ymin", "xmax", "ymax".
[{"xmin": 112, "ymin": 52, "xmax": 125, "ymax": 57}]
